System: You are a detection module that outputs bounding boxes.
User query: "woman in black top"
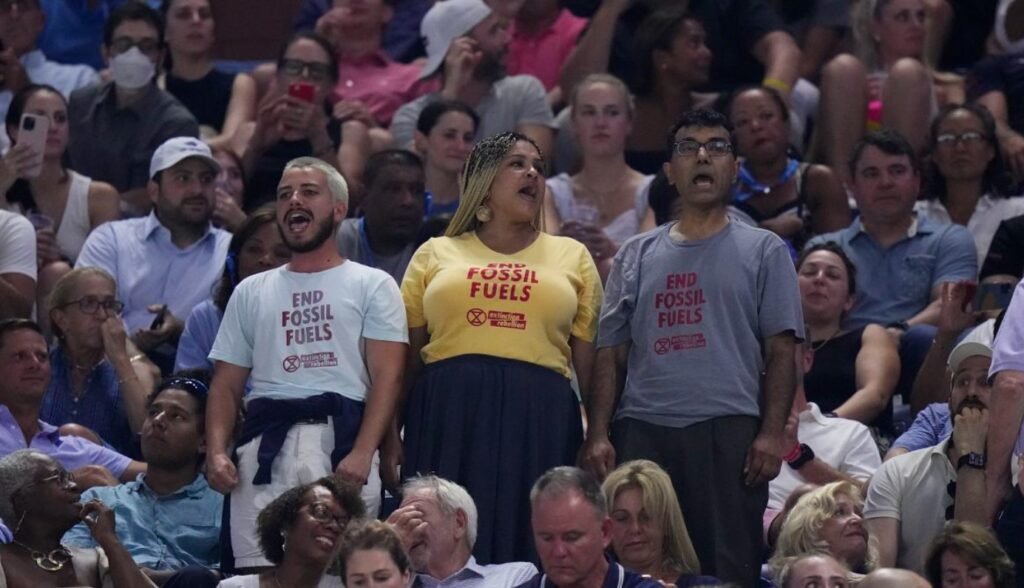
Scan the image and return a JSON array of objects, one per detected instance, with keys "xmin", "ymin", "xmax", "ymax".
[
  {"xmin": 161, "ymin": 0, "xmax": 257, "ymax": 148},
  {"xmin": 798, "ymin": 243, "xmax": 900, "ymax": 429}
]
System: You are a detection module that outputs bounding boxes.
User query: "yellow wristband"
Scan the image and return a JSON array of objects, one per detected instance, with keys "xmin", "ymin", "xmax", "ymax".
[{"xmin": 763, "ymin": 77, "xmax": 792, "ymax": 94}]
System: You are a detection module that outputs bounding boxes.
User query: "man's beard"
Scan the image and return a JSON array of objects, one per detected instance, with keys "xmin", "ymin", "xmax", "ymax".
[
  {"xmin": 279, "ymin": 214, "xmax": 337, "ymax": 253},
  {"xmin": 473, "ymin": 50, "xmax": 506, "ymax": 84},
  {"xmin": 954, "ymin": 396, "xmax": 987, "ymax": 415}
]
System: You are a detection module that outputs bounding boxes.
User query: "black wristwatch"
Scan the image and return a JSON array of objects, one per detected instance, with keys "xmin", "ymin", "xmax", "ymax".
[
  {"xmin": 787, "ymin": 443, "xmax": 815, "ymax": 470},
  {"xmin": 957, "ymin": 452, "xmax": 986, "ymax": 470},
  {"xmin": 886, "ymin": 320, "xmax": 910, "ymax": 332}
]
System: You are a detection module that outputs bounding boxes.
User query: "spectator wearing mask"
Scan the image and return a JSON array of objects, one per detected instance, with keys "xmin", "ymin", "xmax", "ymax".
[
  {"xmin": 0, "ymin": 208, "xmax": 35, "ymax": 319},
  {"xmin": 67, "ymin": 2, "xmax": 199, "ymax": 217}
]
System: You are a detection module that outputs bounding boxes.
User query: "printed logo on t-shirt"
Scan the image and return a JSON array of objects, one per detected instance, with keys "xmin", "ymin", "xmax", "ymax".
[
  {"xmin": 465, "ymin": 308, "xmax": 527, "ymax": 330},
  {"xmin": 279, "ymin": 290, "xmax": 339, "ymax": 368},
  {"xmin": 653, "ymin": 272, "xmax": 706, "ymax": 353}
]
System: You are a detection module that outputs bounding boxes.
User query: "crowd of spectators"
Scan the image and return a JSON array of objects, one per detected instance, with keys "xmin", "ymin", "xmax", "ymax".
[{"xmin": 2, "ymin": 0, "xmax": 1024, "ymax": 586}]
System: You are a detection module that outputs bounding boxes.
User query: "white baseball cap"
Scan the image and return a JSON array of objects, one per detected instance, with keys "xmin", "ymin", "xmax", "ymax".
[
  {"xmin": 149, "ymin": 137, "xmax": 221, "ymax": 179},
  {"xmin": 419, "ymin": 0, "xmax": 492, "ymax": 80},
  {"xmin": 947, "ymin": 318, "xmax": 995, "ymax": 374}
]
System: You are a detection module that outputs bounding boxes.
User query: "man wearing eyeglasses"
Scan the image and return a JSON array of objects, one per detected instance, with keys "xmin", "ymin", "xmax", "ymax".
[
  {"xmin": 67, "ymin": 2, "xmax": 199, "ymax": 217},
  {"xmin": 0, "ymin": 0, "xmax": 99, "ymax": 152},
  {"xmin": 580, "ymin": 109, "xmax": 803, "ymax": 585},
  {"xmin": 0, "ymin": 318, "xmax": 146, "ymax": 487}
]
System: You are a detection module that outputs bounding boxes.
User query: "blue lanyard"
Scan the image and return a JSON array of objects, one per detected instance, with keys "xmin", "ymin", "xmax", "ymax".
[
  {"xmin": 358, "ymin": 218, "xmax": 375, "ymax": 268},
  {"xmin": 734, "ymin": 158, "xmax": 800, "ymax": 203}
]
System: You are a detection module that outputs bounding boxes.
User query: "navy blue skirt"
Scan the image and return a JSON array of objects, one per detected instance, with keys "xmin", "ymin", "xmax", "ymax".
[{"xmin": 403, "ymin": 354, "xmax": 583, "ymax": 564}]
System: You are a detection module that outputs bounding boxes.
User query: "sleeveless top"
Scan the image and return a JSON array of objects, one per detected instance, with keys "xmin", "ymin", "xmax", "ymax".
[
  {"xmin": 57, "ymin": 171, "xmax": 93, "ymax": 263},
  {"xmin": 546, "ymin": 173, "xmax": 653, "ymax": 245},
  {"xmin": 730, "ymin": 162, "xmax": 811, "ymax": 250},
  {"xmin": 803, "ymin": 326, "xmax": 893, "ymax": 431}
]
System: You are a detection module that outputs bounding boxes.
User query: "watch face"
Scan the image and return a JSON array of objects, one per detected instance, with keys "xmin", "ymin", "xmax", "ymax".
[{"xmin": 968, "ymin": 453, "xmax": 985, "ymax": 467}]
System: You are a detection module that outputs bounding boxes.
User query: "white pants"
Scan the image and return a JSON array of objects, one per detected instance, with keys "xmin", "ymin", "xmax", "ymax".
[{"xmin": 230, "ymin": 421, "xmax": 381, "ymax": 569}]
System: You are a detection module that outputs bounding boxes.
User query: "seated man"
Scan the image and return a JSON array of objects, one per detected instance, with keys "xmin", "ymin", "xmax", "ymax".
[
  {"xmin": 316, "ymin": 0, "xmax": 433, "ymax": 127},
  {"xmin": 64, "ymin": 371, "xmax": 223, "ymax": 587},
  {"xmin": 336, "ymin": 150, "xmax": 425, "ymax": 283},
  {"xmin": 0, "ymin": 0, "xmax": 98, "ymax": 151},
  {"xmin": 390, "ymin": 0, "xmax": 554, "ymax": 159},
  {"xmin": 0, "ymin": 318, "xmax": 145, "ymax": 485},
  {"xmin": 387, "ymin": 475, "xmax": 537, "ymax": 586},
  {"xmin": 68, "ymin": 2, "xmax": 199, "ymax": 216},
  {"xmin": 515, "ymin": 467, "xmax": 662, "ymax": 588},
  {"xmin": 0, "ymin": 209, "xmax": 36, "ymax": 320},
  {"xmin": 76, "ymin": 137, "xmax": 231, "ymax": 372},
  {"xmin": 506, "ymin": 0, "xmax": 587, "ymax": 103},
  {"xmin": 864, "ymin": 335, "xmax": 994, "ymax": 572}
]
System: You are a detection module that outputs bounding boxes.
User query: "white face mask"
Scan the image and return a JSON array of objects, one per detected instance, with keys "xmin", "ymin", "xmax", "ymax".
[{"xmin": 110, "ymin": 46, "xmax": 156, "ymax": 90}]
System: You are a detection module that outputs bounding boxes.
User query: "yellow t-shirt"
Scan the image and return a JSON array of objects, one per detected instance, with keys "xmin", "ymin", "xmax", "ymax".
[{"xmin": 401, "ymin": 231, "xmax": 602, "ymax": 378}]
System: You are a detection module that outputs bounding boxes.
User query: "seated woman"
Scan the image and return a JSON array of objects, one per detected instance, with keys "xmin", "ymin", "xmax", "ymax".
[
  {"xmin": 771, "ymin": 481, "xmax": 878, "ymax": 578},
  {"xmin": 159, "ymin": 0, "xmax": 257, "ymax": 150},
  {"xmin": 924, "ymin": 521, "xmax": 1016, "ymax": 588},
  {"xmin": 726, "ymin": 86, "xmax": 848, "ymax": 250},
  {"xmin": 0, "ymin": 449, "xmax": 155, "ymax": 587},
  {"xmin": 602, "ymin": 460, "xmax": 719, "ymax": 587},
  {"xmin": 42, "ymin": 268, "xmax": 160, "ymax": 458},
  {"xmin": 216, "ymin": 476, "xmax": 365, "ymax": 587},
  {"xmin": 339, "ymin": 520, "xmax": 413, "ymax": 588},
  {"xmin": 175, "ymin": 207, "xmax": 290, "ymax": 373},
  {"xmin": 915, "ymin": 103, "xmax": 1024, "ymax": 265},
  {"xmin": 1, "ymin": 84, "xmax": 120, "ymax": 333},
  {"xmin": 623, "ymin": 6, "xmax": 714, "ymax": 175},
  {"xmin": 799, "ymin": 243, "xmax": 900, "ymax": 430},
  {"xmin": 545, "ymin": 74, "xmax": 655, "ymax": 280},
  {"xmin": 413, "ymin": 99, "xmax": 478, "ymax": 217},
  {"xmin": 210, "ymin": 147, "xmax": 248, "ymax": 232},
  {"xmin": 818, "ymin": 0, "xmax": 937, "ymax": 185},
  {"xmin": 234, "ymin": 32, "xmax": 370, "ymax": 210}
]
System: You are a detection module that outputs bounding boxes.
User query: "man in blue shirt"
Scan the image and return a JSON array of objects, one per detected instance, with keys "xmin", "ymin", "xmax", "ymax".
[
  {"xmin": 76, "ymin": 137, "xmax": 230, "ymax": 373},
  {"xmin": 64, "ymin": 371, "xmax": 223, "ymax": 587},
  {"xmin": 515, "ymin": 467, "xmax": 662, "ymax": 588}
]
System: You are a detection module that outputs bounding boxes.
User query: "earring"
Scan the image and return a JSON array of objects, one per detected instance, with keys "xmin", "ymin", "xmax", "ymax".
[
  {"xmin": 281, "ymin": 531, "xmax": 288, "ymax": 552},
  {"xmin": 475, "ymin": 205, "xmax": 492, "ymax": 223}
]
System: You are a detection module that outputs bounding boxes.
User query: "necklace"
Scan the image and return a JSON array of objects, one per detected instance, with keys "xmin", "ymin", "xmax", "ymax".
[
  {"xmin": 811, "ymin": 327, "xmax": 843, "ymax": 352},
  {"xmin": 735, "ymin": 158, "xmax": 800, "ymax": 203},
  {"xmin": 11, "ymin": 540, "xmax": 73, "ymax": 572}
]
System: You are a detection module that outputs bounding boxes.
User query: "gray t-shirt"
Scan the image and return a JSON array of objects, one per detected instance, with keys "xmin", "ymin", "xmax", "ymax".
[
  {"xmin": 389, "ymin": 75, "xmax": 555, "ymax": 149},
  {"xmin": 598, "ymin": 221, "xmax": 804, "ymax": 429},
  {"xmin": 335, "ymin": 218, "xmax": 415, "ymax": 284}
]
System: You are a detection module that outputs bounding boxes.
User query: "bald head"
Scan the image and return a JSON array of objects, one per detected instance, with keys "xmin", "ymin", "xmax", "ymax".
[{"xmin": 859, "ymin": 568, "xmax": 932, "ymax": 588}]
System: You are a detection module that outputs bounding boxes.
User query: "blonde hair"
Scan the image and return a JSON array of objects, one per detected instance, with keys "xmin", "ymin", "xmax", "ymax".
[
  {"xmin": 570, "ymin": 73, "xmax": 635, "ymax": 120},
  {"xmin": 48, "ymin": 267, "xmax": 117, "ymax": 341},
  {"xmin": 601, "ymin": 460, "xmax": 701, "ymax": 576},
  {"xmin": 446, "ymin": 132, "xmax": 545, "ymax": 237},
  {"xmin": 771, "ymin": 482, "xmax": 879, "ymax": 575},
  {"xmin": 283, "ymin": 156, "xmax": 349, "ymax": 205}
]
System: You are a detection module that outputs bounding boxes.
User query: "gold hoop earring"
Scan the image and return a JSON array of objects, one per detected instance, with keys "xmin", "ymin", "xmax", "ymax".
[{"xmin": 475, "ymin": 206, "xmax": 492, "ymax": 223}]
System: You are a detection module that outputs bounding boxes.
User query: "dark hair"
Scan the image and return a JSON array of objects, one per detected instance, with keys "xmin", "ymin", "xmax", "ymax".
[
  {"xmin": 666, "ymin": 109, "xmax": 736, "ymax": 160},
  {"xmin": 632, "ymin": 5, "xmax": 700, "ymax": 96},
  {"xmin": 148, "ymin": 369, "xmax": 211, "ymax": 431},
  {"xmin": 4, "ymin": 85, "xmax": 69, "ymax": 212},
  {"xmin": 214, "ymin": 206, "xmax": 278, "ymax": 312},
  {"xmin": 364, "ymin": 149, "xmax": 423, "ymax": 192},
  {"xmin": 848, "ymin": 128, "xmax": 920, "ymax": 180},
  {"xmin": 339, "ymin": 519, "xmax": 413, "ymax": 581},
  {"xmin": 925, "ymin": 103, "xmax": 1014, "ymax": 201},
  {"xmin": 415, "ymin": 99, "xmax": 479, "ymax": 136},
  {"xmin": 210, "ymin": 146, "xmax": 246, "ymax": 197},
  {"xmin": 104, "ymin": 2, "xmax": 165, "ymax": 48},
  {"xmin": 924, "ymin": 521, "xmax": 1015, "ymax": 588},
  {"xmin": 724, "ymin": 85, "xmax": 789, "ymax": 126},
  {"xmin": 647, "ymin": 168, "xmax": 679, "ymax": 225},
  {"xmin": 257, "ymin": 476, "xmax": 366, "ymax": 565},
  {"xmin": 0, "ymin": 319, "xmax": 44, "ymax": 352},
  {"xmin": 796, "ymin": 242, "xmax": 858, "ymax": 296},
  {"xmin": 277, "ymin": 31, "xmax": 339, "ymax": 85}
]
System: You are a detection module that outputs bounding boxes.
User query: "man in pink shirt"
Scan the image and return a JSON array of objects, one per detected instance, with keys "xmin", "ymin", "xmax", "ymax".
[
  {"xmin": 506, "ymin": 0, "xmax": 587, "ymax": 105},
  {"xmin": 317, "ymin": 0, "xmax": 436, "ymax": 127}
]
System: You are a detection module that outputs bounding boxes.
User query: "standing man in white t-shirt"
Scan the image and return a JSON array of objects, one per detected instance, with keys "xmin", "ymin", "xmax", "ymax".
[{"xmin": 204, "ymin": 157, "xmax": 408, "ymax": 572}]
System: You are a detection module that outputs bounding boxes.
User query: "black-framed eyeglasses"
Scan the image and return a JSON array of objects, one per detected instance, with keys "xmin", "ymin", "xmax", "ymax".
[
  {"xmin": 109, "ymin": 37, "xmax": 162, "ymax": 56},
  {"xmin": 280, "ymin": 59, "xmax": 332, "ymax": 83},
  {"xmin": 163, "ymin": 377, "xmax": 209, "ymax": 399},
  {"xmin": 305, "ymin": 502, "xmax": 349, "ymax": 528},
  {"xmin": 673, "ymin": 138, "xmax": 733, "ymax": 158},
  {"xmin": 935, "ymin": 132, "xmax": 986, "ymax": 147},
  {"xmin": 61, "ymin": 296, "xmax": 125, "ymax": 315},
  {"xmin": 22, "ymin": 470, "xmax": 76, "ymax": 492}
]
